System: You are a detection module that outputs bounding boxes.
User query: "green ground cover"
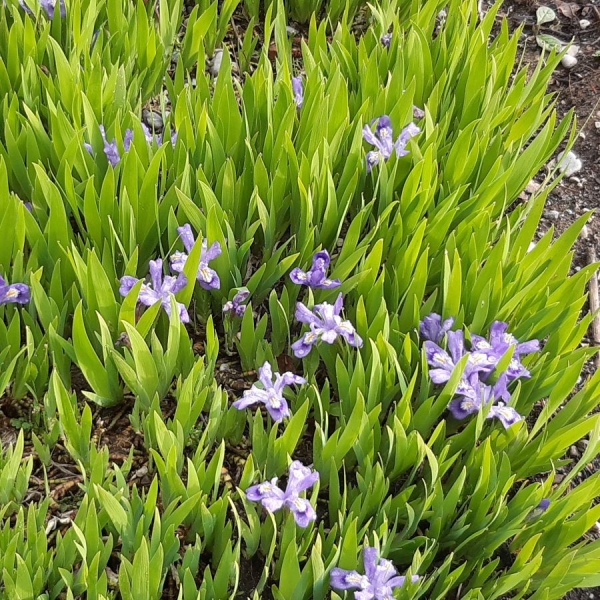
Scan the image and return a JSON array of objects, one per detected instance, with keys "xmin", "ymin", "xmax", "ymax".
[{"xmin": 1, "ymin": 0, "xmax": 600, "ymax": 598}]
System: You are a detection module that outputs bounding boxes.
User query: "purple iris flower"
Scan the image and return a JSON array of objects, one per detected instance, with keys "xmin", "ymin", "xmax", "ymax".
[
  {"xmin": 291, "ymin": 293, "xmax": 362, "ymax": 358},
  {"xmin": 86, "ymin": 126, "xmax": 133, "ymax": 167},
  {"xmin": 424, "ymin": 331, "xmax": 497, "ymax": 386},
  {"xmin": 246, "ymin": 461, "xmax": 319, "ymax": 527},
  {"xmin": 363, "ymin": 116, "xmax": 420, "ymax": 173},
  {"xmin": 487, "ymin": 402, "xmax": 523, "ymax": 429},
  {"xmin": 169, "ymin": 224, "xmax": 221, "ymax": 290},
  {"xmin": 223, "ymin": 289, "xmax": 250, "ymax": 317},
  {"xmin": 472, "ymin": 321, "xmax": 540, "ymax": 382},
  {"xmin": 141, "ymin": 123, "xmax": 154, "ymax": 144},
  {"xmin": 140, "ymin": 123, "xmax": 177, "ymax": 147},
  {"xmin": 527, "ymin": 498, "xmax": 551, "ymax": 521},
  {"xmin": 419, "ymin": 313, "xmax": 454, "ymax": 344},
  {"xmin": 292, "ymin": 76, "xmax": 304, "ymax": 109},
  {"xmin": 447, "ymin": 373, "xmax": 509, "ymax": 420},
  {"xmin": 0, "ymin": 275, "xmax": 30, "ymax": 305},
  {"xmin": 330, "ymin": 547, "xmax": 419, "ymax": 599},
  {"xmin": 99, "ymin": 125, "xmax": 120, "ymax": 167},
  {"xmin": 119, "ymin": 259, "xmax": 189, "ymax": 323},
  {"xmin": 123, "ymin": 129, "xmax": 134, "ymax": 152},
  {"xmin": 40, "ymin": 0, "xmax": 65, "ymax": 18},
  {"xmin": 232, "ymin": 361, "xmax": 305, "ymax": 422},
  {"xmin": 413, "ymin": 105, "xmax": 425, "ymax": 119},
  {"xmin": 381, "ymin": 33, "xmax": 392, "ymax": 48},
  {"xmin": 18, "ymin": 0, "xmax": 65, "ymax": 17},
  {"xmin": 289, "ymin": 250, "xmax": 341, "ymax": 289}
]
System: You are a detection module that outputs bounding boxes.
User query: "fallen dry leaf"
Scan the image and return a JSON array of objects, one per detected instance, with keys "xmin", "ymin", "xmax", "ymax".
[{"xmin": 556, "ymin": 1, "xmax": 580, "ymax": 18}]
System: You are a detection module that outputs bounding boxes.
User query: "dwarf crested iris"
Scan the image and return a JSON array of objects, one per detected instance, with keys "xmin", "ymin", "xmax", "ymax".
[
  {"xmin": 471, "ymin": 321, "xmax": 540, "ymax": 381},
  {"xmin": 223, "ymin": 289, "xmax": 250, "ymax": 317},
  {"xmin": 447, "ymin": 373, "xmax": 510, "ymax": 420},
  {"xmin": 424, "ymin": 330, "xmax": 497, "ymax": 385},
  {"xmin": 381, "ymin": 33, "xmax": 392, "ymax": 48},
  {"xmin": 232, "ymin": 361, "xmax": 305, "ymax": 422},
  {"xmin": 422, "ymin": 316, "xmax": 538, "ymax": 428},
  {"xmin": 0, "ymin": 275, "xmax": 30, "ymax": 305},
  {"xmin": 419, "ymin": 312, "xmax": 454, "ymax": 343},
  {"xmin": 292, "ymin": 76, "xmax": 304, "ymax": 109},
  {"xmin": 169, "ymin": 224, "xmax": 221, "ymax": 290},
  {"xmin": 18, "ymin": 0, "xmax": 65, "ymax": 17},
  {"xmin": 487, "ymin": 402, "xmax": 523, "ymax": 428},
  {"xmin": 527, "ymin": 498, "xmax": 551, "ymax": 521},
  {"xmin": 413, "ymin": 105, "xmax": 425, "ymax": 119},
  {"xmin": 330, "ymin": 547, "xmax": 419, "ymax": 600},
  {"xmin": 246, "ymin": 461, "xmax": 318, "ymax": 527},
  {"xmin": 119, "ymin": 259, "xmax": 189, "ymax": 323},
  {"xmin": 292, "ymin": 293, "xmax": 362, "ymax": 358},
  {"xmin": 85, "ymin": 125, "xmax": 133, "ymax": 167},
  {"xmin": 141, "ymin": 123, "xmax": 178, "ymax": 147},
  {"xmin": 289, "ymin": 250, "xmax": 341, "ymax": 289},
  {"xmin": 363, "ymin": 115, "xmax": 420, "ymax": 172}
]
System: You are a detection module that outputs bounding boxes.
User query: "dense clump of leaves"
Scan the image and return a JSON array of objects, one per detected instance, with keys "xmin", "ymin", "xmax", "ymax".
[{"xmin": 0, "ymin": 0, "xmax": 598, "ymax": 598}]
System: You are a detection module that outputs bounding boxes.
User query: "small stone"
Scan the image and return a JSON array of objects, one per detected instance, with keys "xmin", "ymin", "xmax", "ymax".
[
  {"xmin": 134, "ymin": 465, "xmax": 148, "ymax": 479},
  {"xmin": 592, "ymin": 521, "xmax": 600, "ymax": 535},
  {"xmin": 437, "ymin": 9, "xmax": 447, "ymax": 20},
  {"xmin": 286, "ymin": 25, "xmax": 298, "ymax": 35},
  {"xmin": 569, "ymin": 444, "xmax": 579, "ymax": 458},
  {"xmin": 526, "ymin": 180, "xmax": 541, "ymax": 194},
  {"xmin": 142, "ymin": 109, "xmax": 164, "ymax": 133},
  {"xmin": 561, "ymin": 54, "xmax": 578, "ymax": 69},
  {"xmin": 595, "ymin": 122, "xmax": 600, "ymax": 129},
  {"xmin": 580, "ymin": 19, "xmax": 591, "ymax": 29},
  {"xmin": 210, "ymin": 49, "xmax": 224, "ymax": 76},
  {"xmin": 554, "ymin": 473, "xmax": 565, "ymax": 484},
  {"xmin": 557, "ymin": 150, "xmax": 582, "ymax": 177},
  {"xmin": 566, "ymin": 44, "xmax": 580, "ymax": 57},
  {"xmin": 577, "ymin": 439, "xmax": 589, "ymax": 452},
  {"xmin": 527, "ymin": 241, "xmax": 537, "ymax": 253},
  {"xmin": 547, "ymin": 210, "xmax": 560, "ymax": 220},
  {"xmin": 171, "ymin": 51, "xmax": 179, "ymax": 64}
]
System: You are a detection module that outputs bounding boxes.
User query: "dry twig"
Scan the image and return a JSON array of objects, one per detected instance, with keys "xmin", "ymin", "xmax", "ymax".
[{"xmin": 583, "ymin": 226, "xmax": 600, "ymax": 369}]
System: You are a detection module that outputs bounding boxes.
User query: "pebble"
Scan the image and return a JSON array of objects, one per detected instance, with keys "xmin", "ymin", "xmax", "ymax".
[
  {"xmin": 556, "ymin": 150, "xmax": 582, "ymax": 177},
  {"xmin": 546, "ymin": 210, "xmax": 560, "ymax": 220},
  {"xmin": 566, "ymin": 45, "xmax": 580, "ymax": 57},
  {"xmin": 580, "ymin": 19, "xmax": 591, "ymax": 29},
  {"xmin": 527, "ymin": 242, "xmax": 537, "ymax": 253},
  {"xmin": 142, "ymin": 109, "xmax": 164, "ymax": 133},
  {"xmin": 569, "ymin": 444, "xmax": 579, "ymax": 458},
  {"xmin": 526, "ymin": 180, "xmax": 541, "ymax": 194},
  {"xmin": 595, "ymin": 122, "xmax": 600, "ymax": 129},
  {"xmin": 210, "ymin": 49, "xmax": 224, "ymax": 76},
  {"xmin": 561, "ymin": 54, "xmax": 578, "ymax": 69},
  {"xmin": 286, "ymin": 25, "xmax": 298, "ymax": 35},
  {"xmin": 577, "ymin": 439, "xmax": 589, "ymax": 452}
]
